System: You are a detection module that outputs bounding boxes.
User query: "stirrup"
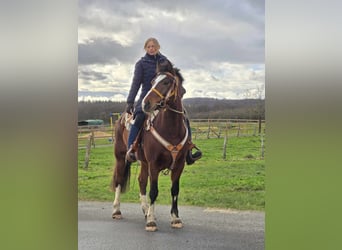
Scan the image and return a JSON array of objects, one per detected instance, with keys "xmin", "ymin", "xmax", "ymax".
[
  {"xmin": 186, "ymin": 146, "xmax": 202, "ymax": 165},
  {"xmin": 126, "ymin": 147, "xmax": 137, "ymax": 162}
]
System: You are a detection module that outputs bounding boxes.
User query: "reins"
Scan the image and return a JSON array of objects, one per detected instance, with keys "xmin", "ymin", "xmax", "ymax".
[{"xmin": 165, "ymin": 104, "xmax": 185, "ymax": 114}]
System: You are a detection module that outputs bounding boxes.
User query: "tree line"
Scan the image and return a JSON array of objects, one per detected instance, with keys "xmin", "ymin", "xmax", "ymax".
[{"xmin": 78, "ymin": 98, "xmax": 265, "ymax": 124}]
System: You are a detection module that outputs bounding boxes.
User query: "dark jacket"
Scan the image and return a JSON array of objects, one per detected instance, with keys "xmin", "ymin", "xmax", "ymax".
[{"xmin": 127, "ymin": 52, "xmax": 167, "ymax": 111}]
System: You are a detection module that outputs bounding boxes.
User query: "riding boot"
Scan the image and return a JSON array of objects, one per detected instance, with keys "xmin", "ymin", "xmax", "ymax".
[
  {"xmin": 126, "ymin": 145, "xmax": 137, "ymax": 162},
  {"xmin": 126, "ymin": 123, "xmax": 140, "ymax": 162},
  {"xmin": 184, "ymin": 117, "xmax": 202, "ymax": 165},
  {"xmin": 186, "ymin": 146, "xmax": 202, "ymax": 165}
]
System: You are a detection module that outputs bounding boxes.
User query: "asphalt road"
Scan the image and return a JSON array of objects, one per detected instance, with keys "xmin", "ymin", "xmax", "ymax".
[{"xmin": 78, "ymin": 201, "xmax": 264, "ymax": 250}]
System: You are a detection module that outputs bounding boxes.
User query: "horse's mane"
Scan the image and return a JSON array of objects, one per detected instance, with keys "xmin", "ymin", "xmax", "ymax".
[
  {"xmin": 174, "ymin": 67, "xmax": 184, "ymax": 83},
  {"xmin": 157, "ymin": 59, "xmax": 184, "ymax": 83},
  {"xmin": 157, "ymin": 58, "xmax": 173, "ymax": 74}
]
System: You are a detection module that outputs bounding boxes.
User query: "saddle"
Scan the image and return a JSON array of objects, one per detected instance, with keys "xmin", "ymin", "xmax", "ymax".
[
  {"xmin": 121, "ymin": 112, "xmax": 134, "ymax": 131},
  {"xmin": 121, "ymin": 112, "xmax": 200, "ymax": 167}
]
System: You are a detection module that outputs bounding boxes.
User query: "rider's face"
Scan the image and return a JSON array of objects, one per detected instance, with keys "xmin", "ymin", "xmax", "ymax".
[{"xmin": 145, "ymin": 41, "xmax": 159, "ymax": 56}]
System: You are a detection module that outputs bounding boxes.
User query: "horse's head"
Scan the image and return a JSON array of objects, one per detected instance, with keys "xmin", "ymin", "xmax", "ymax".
[
  {"xmin": 142, "ymin": 71, "xmax": 177, "ymax": 113},
  {"xmin": 142, "ymin": 59, "xmax": 185, "ymax": 114}
]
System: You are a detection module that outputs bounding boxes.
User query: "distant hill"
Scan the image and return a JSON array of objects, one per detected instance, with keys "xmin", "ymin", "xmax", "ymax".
[
  {"xmin": 78, "ymin": 98, "xmax": 264, "ymax": 123},
  {"xmin": 183, "ymin": 98, "xmax": 264, "ymax": 119}
]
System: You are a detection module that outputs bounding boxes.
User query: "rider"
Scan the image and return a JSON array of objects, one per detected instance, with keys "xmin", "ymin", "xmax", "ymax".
[{"xmin": 125, "ymin": 37, "xmax": 202, "ymax": 165}]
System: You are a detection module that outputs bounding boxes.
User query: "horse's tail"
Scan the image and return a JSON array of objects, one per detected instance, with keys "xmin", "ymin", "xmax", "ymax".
[
  {"xmin": 111, "ymin": 160, "xmax": 131, "ymax": 193},
  {"xmin": 121, "ymin": 161, "xmax": 131, "ymax": 193},
  {"xmin": 111, "ymin": 115, "xmax": 131, "ymax": 193}
]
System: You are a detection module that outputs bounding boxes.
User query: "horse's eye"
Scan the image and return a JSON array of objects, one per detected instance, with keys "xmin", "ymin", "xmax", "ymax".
[{"xmin": 163, "ymin": 80, "xmax": 170, "ymax": 85}]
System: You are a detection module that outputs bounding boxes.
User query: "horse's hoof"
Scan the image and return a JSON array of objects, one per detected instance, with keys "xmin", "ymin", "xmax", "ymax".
[
  {"xmin": 145, "ymin": 221, "xmax": 157, "ymax": 232},
  {"xmin": 171, "ymin": 219, "xmax": 183, "ymax": 228},
  {"xmin": 112, "ymin": 211, "xmax": 122, "ymax": 220},
  {"xmin": 145, "ymin": 226, "xmax": 157, "ymax": 232}
]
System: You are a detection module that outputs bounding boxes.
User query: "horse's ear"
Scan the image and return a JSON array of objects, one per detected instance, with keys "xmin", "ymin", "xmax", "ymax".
[{"xmin": 157, "ymin": 59, "xmax": 174, "ymax": 74}]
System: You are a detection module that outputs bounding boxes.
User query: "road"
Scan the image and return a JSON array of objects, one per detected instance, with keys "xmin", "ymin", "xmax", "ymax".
[{"xmin": 78, "ymin": 201, "xmax": 264, "ymax": 250}]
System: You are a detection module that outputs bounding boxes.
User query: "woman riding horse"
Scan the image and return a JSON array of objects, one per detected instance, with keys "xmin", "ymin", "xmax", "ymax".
[
  {"xmin": 125, "ymin": 37, "xmax": 201, "ymax": 164},
  {"xmin": 112, "ymin": 55, "xmax": 200, "ymax": 231}
]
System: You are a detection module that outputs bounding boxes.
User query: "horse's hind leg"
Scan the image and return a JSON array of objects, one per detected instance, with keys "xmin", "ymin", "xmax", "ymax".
[
  {"xmin": 112, "ymin": 120, "xmax": 131, "ymax": 220},
  {"xmin": 112, "ymin": 155, "xmax": 130, "ymax": 219},
  {"xmin": 112, "ymin": 183, "xmax": 122, "ymax": 219},
  {"xmin": 170, "ymin": 169, "xmax": 183, "ymax": 228}
]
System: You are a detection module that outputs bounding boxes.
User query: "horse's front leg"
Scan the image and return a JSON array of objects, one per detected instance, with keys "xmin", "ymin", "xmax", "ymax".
[
  {"xmin": 138, "ymin": 161, "xmax": 149, "ymax": 218},
  {"xmin": 170, "ymin": 168, "xmax": 183, "ymax": 228},
  {"xmin": 145, "ymin": 166, "xmax": 159, "ymax": 232}
]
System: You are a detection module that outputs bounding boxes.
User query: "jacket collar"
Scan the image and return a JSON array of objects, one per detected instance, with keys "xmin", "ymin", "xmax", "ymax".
[{"xmin": 143, "ymin": 52, "xmax": 165, "ymax": 62}]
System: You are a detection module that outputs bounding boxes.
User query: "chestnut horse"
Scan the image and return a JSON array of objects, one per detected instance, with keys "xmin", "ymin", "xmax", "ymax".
[{"xmin": 112, "ymin": 59, "xmax": 189, "ymax": 231}]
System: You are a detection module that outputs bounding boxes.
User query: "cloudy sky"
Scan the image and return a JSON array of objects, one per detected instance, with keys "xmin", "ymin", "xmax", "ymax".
[{"xmin": 78, "ymin": 0, "xmax": 265, "ymax": 102}]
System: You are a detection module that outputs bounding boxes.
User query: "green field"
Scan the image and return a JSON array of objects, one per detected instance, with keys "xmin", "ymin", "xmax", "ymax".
[{"xmin": 78, "ymin": 136, "xmax": 265, "ymax": 211}]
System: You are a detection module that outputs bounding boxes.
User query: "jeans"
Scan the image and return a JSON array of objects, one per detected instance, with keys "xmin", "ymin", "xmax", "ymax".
[{"xmin": 127, "ymin": 111, "xmax": 146, "ymax": 149}]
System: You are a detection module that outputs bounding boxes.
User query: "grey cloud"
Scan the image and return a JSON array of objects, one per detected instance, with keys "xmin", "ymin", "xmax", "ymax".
[
  {"xmin": 78, "ymin": 39, "xmax": 142, "ymax": 65},
  {"xmin": 79, "ymin": 69, "xmax": 108, "ymax": 81},
  {"xmin": 78, "ymin": 1, "xmax": 264, "ymax": 66},
  {"xmin": 79, "ymin": 90, "xmax": 127, "ymax": 97},
  {"xmin": 163, "ymin": 36, "xmax": 263, "ymax": 68},
  {"xmin": 78, "ymin": 0, "xmax": 264, "ymax": 100}
]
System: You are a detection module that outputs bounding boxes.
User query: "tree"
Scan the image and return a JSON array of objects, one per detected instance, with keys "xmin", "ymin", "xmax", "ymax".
[{"xmin": 242, "ymin": 84, "xmax": 265, "ymax": 134}]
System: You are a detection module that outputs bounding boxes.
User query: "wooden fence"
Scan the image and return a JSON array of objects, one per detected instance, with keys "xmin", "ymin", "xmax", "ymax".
[
  {"xmin": 78, "ymin": 119, "xmax": 265, "ymax": 167},
  {"xmin": 190, "ymin": 119, "xmax": 265, "ymax": 139},
  {"xmin": 78, "ymin": 125, "xmax": 114, "ymax": 168}
]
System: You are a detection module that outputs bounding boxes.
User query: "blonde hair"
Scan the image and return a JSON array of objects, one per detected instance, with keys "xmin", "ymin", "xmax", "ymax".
[{"xmin": 144, "ymin": 37, "xmax": 160, "ymax": 50}]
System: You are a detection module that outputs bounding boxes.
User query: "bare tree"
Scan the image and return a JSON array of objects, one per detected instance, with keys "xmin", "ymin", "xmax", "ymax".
[{"xmin": 242, "ymin": 84, "xmax": 265, "ymax": 134}]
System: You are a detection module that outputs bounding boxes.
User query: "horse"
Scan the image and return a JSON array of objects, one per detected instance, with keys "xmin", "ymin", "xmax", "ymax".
[{"xmin": 111, "ymin": 59, "xmax": 189, "ymax": 232}]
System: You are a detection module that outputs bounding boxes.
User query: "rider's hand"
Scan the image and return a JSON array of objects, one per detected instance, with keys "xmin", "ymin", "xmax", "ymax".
[{"xmin": 125, "ymin": 103, "xmax": 134, "ymax": 114}]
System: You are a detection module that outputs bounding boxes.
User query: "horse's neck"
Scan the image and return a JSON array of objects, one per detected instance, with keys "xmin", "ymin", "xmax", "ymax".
[{"xmin": 155, "ymin": 100, "xmax": 185, "ymax": 135}]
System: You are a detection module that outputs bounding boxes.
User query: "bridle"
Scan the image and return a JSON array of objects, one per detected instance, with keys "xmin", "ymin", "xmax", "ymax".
[{"xmin": 150, "ymin": 72, "xmax": 184, "ymax": 114}]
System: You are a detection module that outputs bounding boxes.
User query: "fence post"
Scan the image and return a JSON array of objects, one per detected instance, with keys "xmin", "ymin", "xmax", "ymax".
[
  {"xmin": 110, "ymin": 124, "xmax": 115, "ymax": 143},
  {"xmin": 223, "ymin": 123, "xmax": 228, "ymax": 160},
  {"xmin": 194, "ymin": 122, "xmax": 197, "ymax": 140},
  {"xmin": 207, "ymin": 119, "xmax": 211, "ymax": 139},
  {"xmin": 91, "ymin": 131, "xmax": 95, "ymax": 148},
  {"xmin": 260, "ymin": 134, "xmax": 265, "ymax": 158},
  {"xmin": 84, "ymin": 134, "xmax": 93, "ymax": 169},
  {"xmin": 237, "ymin": 123, "xmax": 240, "ymax": 137}
]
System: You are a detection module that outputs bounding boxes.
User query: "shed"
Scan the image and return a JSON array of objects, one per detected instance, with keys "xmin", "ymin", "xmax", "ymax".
[{"xmin": 78, "ymin": 119, "xmax": 104, "ymax": 126}]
